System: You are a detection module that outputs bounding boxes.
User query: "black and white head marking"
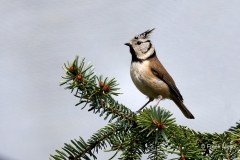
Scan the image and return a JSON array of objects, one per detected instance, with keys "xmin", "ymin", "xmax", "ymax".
[
  {"xmin": 134, "ymin": 28, "xmax": 155, "ymax": 40},
  {"xmin": 125, "ymin": 28, "xmax": 156, "ymax": 63}
]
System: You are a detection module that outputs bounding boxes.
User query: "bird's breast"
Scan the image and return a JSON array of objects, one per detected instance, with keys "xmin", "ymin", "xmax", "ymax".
[{"xmin": 130, "ymin": 61, "xmax": 170, "ymax": 99}]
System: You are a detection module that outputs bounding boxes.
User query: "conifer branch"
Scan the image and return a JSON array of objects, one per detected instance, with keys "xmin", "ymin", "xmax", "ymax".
[{"xmin": 50, "ymin": 56, "xmax": 240, "ymax": 160}]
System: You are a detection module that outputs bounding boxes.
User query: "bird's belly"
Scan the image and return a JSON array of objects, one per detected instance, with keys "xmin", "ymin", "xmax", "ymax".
[{"xmin": 130, "ymin": 62, "xmax": 170, "ymax": 99}]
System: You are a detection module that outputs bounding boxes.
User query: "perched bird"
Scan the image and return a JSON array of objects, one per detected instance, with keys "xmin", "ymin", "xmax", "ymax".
[{"xmin": 124, "ymin": 28, "xmax": 194, "ymax": 119}]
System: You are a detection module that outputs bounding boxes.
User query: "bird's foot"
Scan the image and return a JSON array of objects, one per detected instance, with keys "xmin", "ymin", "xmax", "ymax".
[{"xmin": 135, "ymin": 110, "xmax": 141, "ymax": 114}]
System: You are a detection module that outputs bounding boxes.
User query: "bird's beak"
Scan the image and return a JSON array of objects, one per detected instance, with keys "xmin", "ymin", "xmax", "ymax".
[{"xmin": 124, "ymin": 43, "xmax": 131, "ymax": 47}]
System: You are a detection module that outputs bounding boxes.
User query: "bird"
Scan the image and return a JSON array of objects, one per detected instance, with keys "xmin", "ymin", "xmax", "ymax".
[{"xmin": 124, "ymin": 28, "xmax": 194, "ymax": 119}]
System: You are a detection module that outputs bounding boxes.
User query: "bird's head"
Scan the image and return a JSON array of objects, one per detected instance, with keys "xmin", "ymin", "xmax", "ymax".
[{"xmin": 125, "ymin": 28, "xmax": 155, "ymax": 60}]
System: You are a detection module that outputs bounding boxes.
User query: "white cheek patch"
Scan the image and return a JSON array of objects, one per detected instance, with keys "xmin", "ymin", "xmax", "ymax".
[
  {"xmin": 140, "ymin": 43, "xmax": 150, "ymax": 53},
  {"xmin": 137, "ymin": 47, "xmax": 154, "ymax": 60}
]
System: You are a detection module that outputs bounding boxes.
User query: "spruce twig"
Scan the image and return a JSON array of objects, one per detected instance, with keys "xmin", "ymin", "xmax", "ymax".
[{"xmin": 50, "ymin": 56, "xmax": 240, "ymax": 160}]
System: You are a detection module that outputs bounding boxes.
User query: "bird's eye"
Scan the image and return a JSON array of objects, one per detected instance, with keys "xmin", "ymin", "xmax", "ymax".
[{"xmin": 137, "ymin": 41, "xmax": 142, "ymax": 45}]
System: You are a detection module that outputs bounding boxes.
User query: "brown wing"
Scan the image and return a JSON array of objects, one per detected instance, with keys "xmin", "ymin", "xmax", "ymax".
[{"xmin": 149, "ymin": 56, "xmax": 184, "ymax": 101}]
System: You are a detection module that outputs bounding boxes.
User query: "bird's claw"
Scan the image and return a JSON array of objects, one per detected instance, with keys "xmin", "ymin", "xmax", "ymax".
[{"xmin": 135, "ymin": 110, "xmax": 141, "ymax": 114}]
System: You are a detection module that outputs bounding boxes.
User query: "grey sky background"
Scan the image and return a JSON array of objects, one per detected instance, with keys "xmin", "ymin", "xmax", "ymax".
[{"xmin": 0, "ymin": 1, "xmax": 240, "ymax": 160}]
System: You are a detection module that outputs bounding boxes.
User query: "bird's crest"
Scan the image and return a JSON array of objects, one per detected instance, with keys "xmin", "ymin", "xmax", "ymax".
[{"xmin": 134, "ymin": 28, "xmax": 155, "ymax": 40}]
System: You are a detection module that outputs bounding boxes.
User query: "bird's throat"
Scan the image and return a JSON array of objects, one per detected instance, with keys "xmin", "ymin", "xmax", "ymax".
[{"xmin": 130, "ymin": 48, "xmax": 156, "ymax": 64}]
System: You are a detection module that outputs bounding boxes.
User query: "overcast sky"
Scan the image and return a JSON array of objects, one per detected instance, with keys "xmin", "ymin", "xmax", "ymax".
[{"xmin": 0, "ymin": 1, "xmax": 240, "ymax": 160}]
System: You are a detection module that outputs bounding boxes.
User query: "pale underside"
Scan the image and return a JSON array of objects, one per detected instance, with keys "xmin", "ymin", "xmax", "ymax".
[{"xmin": 130, "ymin": 60, "xmax": 170, "ymax": 100}]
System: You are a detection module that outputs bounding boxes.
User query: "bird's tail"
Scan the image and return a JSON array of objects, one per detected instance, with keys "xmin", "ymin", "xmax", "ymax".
[{"xmin": 172, "ymin": 97, "xmax": 195, "ymax": 119}]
